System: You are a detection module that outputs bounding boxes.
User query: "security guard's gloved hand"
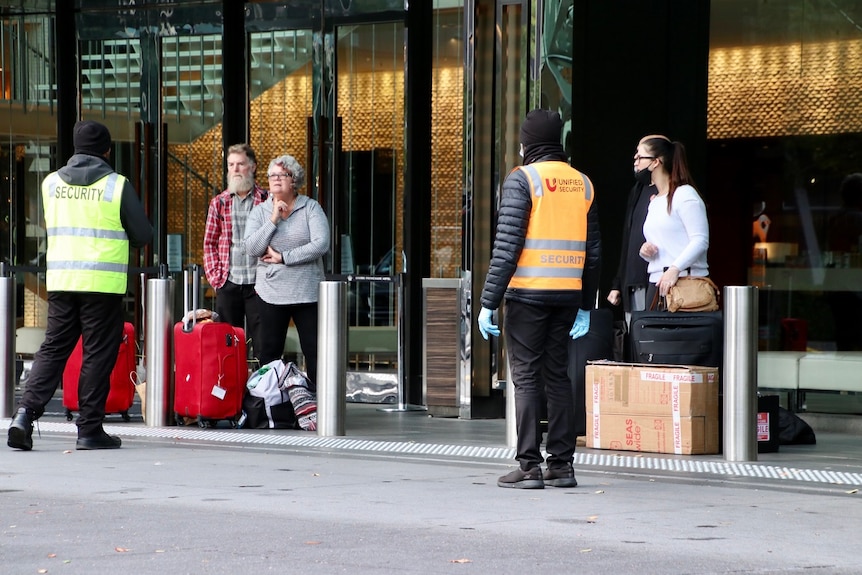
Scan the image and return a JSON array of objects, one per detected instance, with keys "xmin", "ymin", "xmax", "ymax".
[
  {"xmin": 569, "ymin": 309, "xmax": 591, "ymax": 340},
  {"xmin": 477, "ymin": 307, "xmax": 500, "ymax": 340}
]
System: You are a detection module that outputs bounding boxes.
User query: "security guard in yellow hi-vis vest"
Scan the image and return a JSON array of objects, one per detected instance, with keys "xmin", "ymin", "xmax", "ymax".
[
  {"xmin": 478, "ymin": 109, "xmax": 601, "ymax": 489},
  {"xmin": 8, "ymin": 121, "xmax": 152, "ymax": 452}
]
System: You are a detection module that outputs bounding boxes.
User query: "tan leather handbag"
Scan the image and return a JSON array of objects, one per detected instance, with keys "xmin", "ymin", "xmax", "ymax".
[{"xmin": 665, "ymin": 276, "xmax": 720, "ymax": 312}]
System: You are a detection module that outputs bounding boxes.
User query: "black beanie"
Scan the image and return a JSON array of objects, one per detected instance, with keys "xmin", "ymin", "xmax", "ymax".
[
  {"xmin": 519, "ymin": 109, "xmax": 563, "ymax": 146},
  {"xmin": 73, "ymin": 120, "xmax": 112, "ymax": 156}
]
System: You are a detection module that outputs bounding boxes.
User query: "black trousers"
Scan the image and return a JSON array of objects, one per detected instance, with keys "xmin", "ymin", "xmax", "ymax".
[
  {"xmin": 19, "ymin": 292, "xmax": 124, "ymax": 437},
  {"xmin": 255, "ymin": 298, "xmax": 319, "ymax": 392},
  {"xmin": 504, "ymin": 299, "xmax": 578, "ymax": 471},
  {"xmin": 215, "ymin": 280, "xmax": 260, "ymax": 354}
]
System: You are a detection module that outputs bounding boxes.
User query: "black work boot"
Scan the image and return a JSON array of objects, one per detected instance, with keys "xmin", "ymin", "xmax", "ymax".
[{"xmin": 8, "ymin": 407, "xmax": 35, "ymax": 451}]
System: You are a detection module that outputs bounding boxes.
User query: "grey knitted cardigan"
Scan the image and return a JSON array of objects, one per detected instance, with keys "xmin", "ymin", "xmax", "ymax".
[{"xmin": 243, "ymin": 194, "xmax": 330, "ymax": 305}]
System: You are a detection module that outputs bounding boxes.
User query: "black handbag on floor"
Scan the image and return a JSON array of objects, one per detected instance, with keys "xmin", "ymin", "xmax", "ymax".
[
  {"xmin": 538, "ymin": 309, "xmax": 614, "ymax": 437},
  {"xmin": 569, "ymin": 308, "xmax": 615, "ymax": 437},
  {"xmin": 629, "ymin": 310, "xmax": 723, "ymax": 368}
]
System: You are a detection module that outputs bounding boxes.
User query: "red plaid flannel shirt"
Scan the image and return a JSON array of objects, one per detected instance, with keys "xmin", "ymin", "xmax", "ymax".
[{"xmin": 203, "ymin": 184, "xmax": 268, "ymax": 289}]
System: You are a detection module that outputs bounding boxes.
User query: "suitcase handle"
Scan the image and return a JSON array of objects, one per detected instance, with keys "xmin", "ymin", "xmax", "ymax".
[{"xmin": 182, "ymin": 264, "xmax": 201, "ymax": 333}]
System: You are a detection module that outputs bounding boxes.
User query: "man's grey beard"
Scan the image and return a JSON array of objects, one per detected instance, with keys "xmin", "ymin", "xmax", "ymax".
[{"xmin": 228, "ymin": 173, "xmax": 254, "ymax": 194}]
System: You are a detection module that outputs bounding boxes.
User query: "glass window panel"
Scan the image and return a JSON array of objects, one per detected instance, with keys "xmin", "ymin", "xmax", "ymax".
[
  {"xmin": 249, "ymin": 29, "xmax": 314, "ymax": 192},
  {"xmin": 163, "ymin": 33, "xmax": 223, "ymax": 275},
  {"xmin": 431, "ymin": 4, "xmax": 463, "ymax": 278},
  {"xmin": 337, "ymin": 22, "xmax": 404, "ymax": 326},
  {"xmin": 710, "ymin": 1, "xmax": 862, "ymax": 414},
  {"xmin": 0, "ymin": 13, "xmax": 57, "ymax": 328}
]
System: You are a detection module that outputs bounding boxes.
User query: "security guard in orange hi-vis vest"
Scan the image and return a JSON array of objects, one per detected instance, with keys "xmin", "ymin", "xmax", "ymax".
[
  {"xmin": 477, "ymin": 109, "xmax": 601, "ymax": 489},
  {"xmin": 7, "ymin": 121, "xmax": 152, "ymax": 452}
]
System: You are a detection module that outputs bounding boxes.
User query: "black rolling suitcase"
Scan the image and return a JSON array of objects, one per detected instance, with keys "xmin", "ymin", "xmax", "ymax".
[{"xmin": 629, "ymin": 310, "xmax": 723, "ymax": 368}]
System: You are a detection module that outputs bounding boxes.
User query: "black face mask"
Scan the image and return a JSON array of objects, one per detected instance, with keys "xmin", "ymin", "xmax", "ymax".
[{"xmin": 634, "ymin": 167, "xmax": 652, "ymax": 186}]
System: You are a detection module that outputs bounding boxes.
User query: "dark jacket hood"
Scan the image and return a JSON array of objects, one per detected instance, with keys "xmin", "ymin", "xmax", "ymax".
[{"xmin": 56, "ymin": 154, "xmax": 114, "ymax": 187}]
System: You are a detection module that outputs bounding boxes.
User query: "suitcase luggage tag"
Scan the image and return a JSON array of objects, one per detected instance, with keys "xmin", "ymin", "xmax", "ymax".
[{"xmin": 211, "ymin": 373, "xmax": 227, "ymax": 400}]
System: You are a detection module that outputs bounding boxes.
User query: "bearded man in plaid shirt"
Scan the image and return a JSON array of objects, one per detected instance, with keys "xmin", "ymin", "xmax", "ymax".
[{"xmin": 203, "ymin": 143, "xmax": 268, "ymax": 354}]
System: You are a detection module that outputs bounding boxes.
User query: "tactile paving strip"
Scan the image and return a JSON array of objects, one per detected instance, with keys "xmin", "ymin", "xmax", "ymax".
[{"xmin": 7, "ymin": 419, "xmax": 862, "ymax": 487}]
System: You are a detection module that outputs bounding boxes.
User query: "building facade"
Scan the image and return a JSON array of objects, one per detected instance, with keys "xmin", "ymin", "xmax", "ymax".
[{"xmin": 1, "ymin": 1, "xmax": 860, "ymax": 417}]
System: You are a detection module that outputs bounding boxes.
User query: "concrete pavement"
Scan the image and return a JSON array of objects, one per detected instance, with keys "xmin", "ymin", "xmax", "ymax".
[{"xmin": 3, "ymin": 426, "xmax": 862, "ymax": 575}]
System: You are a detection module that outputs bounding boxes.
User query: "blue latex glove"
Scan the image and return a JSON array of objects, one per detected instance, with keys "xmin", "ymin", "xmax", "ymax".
[
  {"xmin": 569, "ymin": 309, "xmax": 591, "ymax": 340},
  {"xmin": 477, "ymin": 307, "xmax": 500, "ymax": 340}
]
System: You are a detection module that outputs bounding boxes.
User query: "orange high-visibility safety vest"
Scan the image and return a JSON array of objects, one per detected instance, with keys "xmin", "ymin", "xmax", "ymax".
[{"xmin": 509, "ymin": 161, "xmax": 594, "ymax": 291}]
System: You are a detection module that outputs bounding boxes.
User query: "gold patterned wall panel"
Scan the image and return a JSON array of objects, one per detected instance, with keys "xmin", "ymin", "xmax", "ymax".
[
  {"xmin": 431, "ymin": 66, "xmax": 464, "ymax": 278},
  {"xmin": 249, "ymin": 73, "xmax": 313, "ymax": 177},
  {"xmin": 709, "ymin": 38, "xmax": 862, "ymax": 139}
]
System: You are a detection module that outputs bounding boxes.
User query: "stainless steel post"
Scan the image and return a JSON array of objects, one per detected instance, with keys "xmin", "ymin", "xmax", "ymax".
[
  {"xmin": 317, "ymin": 280, "xmax": 347, "ymax": 436},
  {"xmin": 723, "ymin": 285, "xmax": 759, "ymax": 461},
  {"xmin": 145, "ymin": 266, "xmax": 174, "ymax": 427},
  {"xmin": 379, "ymin": 273, "xmax": 425, "ymax": 413},
  {"xmin": 0, "ymin": 263, "xmax": 15, "ymax": 417}
]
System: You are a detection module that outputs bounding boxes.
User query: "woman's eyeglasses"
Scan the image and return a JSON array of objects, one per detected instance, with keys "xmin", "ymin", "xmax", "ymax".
[
  {"xmin": 268, "ymin": 172, "xmax": 293, "ymax": 180},
  {"xmin": 633, "ymin": 155, "xmax": 655, "ymax": 163}
]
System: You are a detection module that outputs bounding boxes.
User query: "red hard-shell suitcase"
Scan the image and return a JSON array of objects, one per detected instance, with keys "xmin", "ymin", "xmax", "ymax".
[
  {"xmin": 173, "ymin": 265, "xmax": 246, "ymax": 427},
  {"xmin": 62, "ymin": 322, "xmax": 137, "ymax": 422}
]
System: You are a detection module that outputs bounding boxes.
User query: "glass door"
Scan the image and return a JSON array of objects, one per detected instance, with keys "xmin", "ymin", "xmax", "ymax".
[{"xmin": 336, "ymin": 22, "xmax": 405, "ymax": 327}]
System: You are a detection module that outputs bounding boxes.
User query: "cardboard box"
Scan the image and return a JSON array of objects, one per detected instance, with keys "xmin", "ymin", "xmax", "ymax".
[
  {"xmin": 585, "ymin": 412, "xmax": 719, "ymax": 455},
  {"xmin": 585, "ymin": 361, "xmax": 719, "ymax": 455},
  {"xmin": 586, "ymin": 361, "xmax": 719, "ymax": 417}
]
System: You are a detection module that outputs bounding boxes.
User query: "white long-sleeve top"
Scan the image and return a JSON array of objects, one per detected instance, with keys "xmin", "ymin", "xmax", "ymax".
[{"xmin": 641, "ymin": 184, "xmax": 709, "ymax": 283}]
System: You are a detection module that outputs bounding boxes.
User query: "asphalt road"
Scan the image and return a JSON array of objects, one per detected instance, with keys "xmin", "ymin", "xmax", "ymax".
[{"xmin": 3, "ymin": 433, "xmax": 861, "ymax": 575}]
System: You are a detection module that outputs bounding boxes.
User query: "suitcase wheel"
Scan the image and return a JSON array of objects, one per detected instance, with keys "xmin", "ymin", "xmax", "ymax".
[
  {"xmin": 65, "ymin": 409, "xmax": 73, "ymax": 422},
  {"xmin": 175, "ymin": 412, "xmax": 185, "ymax": 426},
  {"xmin": 121, "ymin": 411, "xmax": 131, "ymax": 422},
  {"xmin": 197, "ymin": 416, "xmax": 212, "ymax": 429}
]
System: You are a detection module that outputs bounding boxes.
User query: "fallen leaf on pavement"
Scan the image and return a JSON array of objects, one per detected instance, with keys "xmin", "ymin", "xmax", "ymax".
[
  {"xmin": 594, "ymin": 490, "xmax": 604, "ymax": 494},
  {"xmin": 450, "ymin": 558, "xmax": 472, "ymax": 563},
  {"xmin": 115, "ymin": 547, "xmax": 130, "ymax": 553},
  {"xmin": 47, "ymin": 554, "xmax": 56, "ymax": 558},
  {"xmin": 580, "ymin": 549, "xmax": 592, "ymax": 553},
  {"xmin": 587, "ymin": 515, "xmax": 598, "ymax": 523},
  {"xmin": 846, "ymin": 489, "xmax": 858, "ymax": 494},
  {"xmin": 305, "ymin": 541, "xmax": 321, "ymax": 545}
]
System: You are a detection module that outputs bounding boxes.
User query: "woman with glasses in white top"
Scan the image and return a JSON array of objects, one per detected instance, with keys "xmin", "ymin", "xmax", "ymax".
[
  {"xmin": 637, "ymin": 137, "xmax": 710, "ymax": 309},
  {"xmin": 244, "ymin": 154, "xmax": 330, "ymax": 392}
]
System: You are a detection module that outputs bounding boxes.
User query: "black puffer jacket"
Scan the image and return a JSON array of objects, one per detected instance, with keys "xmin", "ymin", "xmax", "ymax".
[{"xmin": 480, "ymin": 155, "xmax": 601, "ymax": 310}]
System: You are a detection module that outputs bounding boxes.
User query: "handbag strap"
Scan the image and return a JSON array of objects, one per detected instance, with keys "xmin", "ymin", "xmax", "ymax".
[{"xmin": 648, "ymin": 289, "xmax": 667, "ymax": 312}]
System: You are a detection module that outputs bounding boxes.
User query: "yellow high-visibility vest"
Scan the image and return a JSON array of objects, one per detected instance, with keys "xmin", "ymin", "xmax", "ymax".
[
  {"xmin": 509, "ymin": 161, "xmax": 594, "ymax": 291},
  {"xmin": 42, "ymin": 171, "xmax": 129, "ymax": 294}
]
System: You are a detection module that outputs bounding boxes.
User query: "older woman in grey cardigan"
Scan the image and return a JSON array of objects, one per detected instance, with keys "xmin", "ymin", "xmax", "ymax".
[{"xmin": 244, "ymin": 154, "xmax": 330, "ymax": 390}]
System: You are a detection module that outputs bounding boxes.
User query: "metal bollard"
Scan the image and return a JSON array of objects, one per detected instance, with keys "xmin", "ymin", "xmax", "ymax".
[
  {"xmin": 317, "ymin": 281, "xmax": 347, "ymax": 437},
  {"xmin": 0, "ymin": 263, "xmax": 15, "ymax": 418},
  {"xmin": 145, "ymin": 266, "xmax": 174, "ymax": 427},
  {"xmin": 723, "ymin": 286, "xmax": 759, "ymax": 461}
]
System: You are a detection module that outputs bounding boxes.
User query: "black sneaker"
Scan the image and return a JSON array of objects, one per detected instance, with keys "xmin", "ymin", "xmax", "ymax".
[
  {"xmin": 543, "ymin": 465, "xmax": 578, "ymax": 488},
  {"xmin": 497, "ymin": 467, "xmax": 544, "ymax": 489},
  {"xmin": 76, "ymin": 432, "xmax": 122, "ymax": 450},
  {"xmin": 8, "ymin": 407, "xmax": 35, "ymax": 451}
]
